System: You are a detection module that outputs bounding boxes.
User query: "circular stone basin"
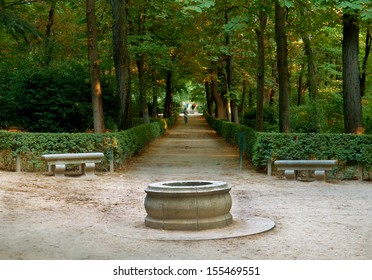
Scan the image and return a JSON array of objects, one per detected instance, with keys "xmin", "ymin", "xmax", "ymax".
[{"xmin": 144, "ymin": 181, "xmax": 233, "ymax": 231}]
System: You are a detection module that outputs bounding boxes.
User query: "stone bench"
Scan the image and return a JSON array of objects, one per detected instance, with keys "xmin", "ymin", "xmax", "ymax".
[
  {"xmin": 41, "ymin": 152, "xmax": 104, "ymax": 177},
  {"xmin": 274, "ymin": 160, "xmax": 338, "ymax": 181}
]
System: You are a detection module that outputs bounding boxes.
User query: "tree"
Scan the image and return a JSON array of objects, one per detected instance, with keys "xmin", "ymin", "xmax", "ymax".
[
  {"xmin": 137, "ymin": 23, "xmax": 150, "ymax": 124},
  {"xmin": 86, "ymin": 0, "xmax": 105, "ymax": 133},
  {"xmin": 301, "ymin": 3, "xmax": 319, "ymax": 101},
  {"xmin": 275, "ymin": 1, "xmax": 291, "ymax": 132},
  {"xmin": 111, "ymin": 0, "xmax": 132, "ymax": 130},
  {"xmin": 360, "ymin": 28, "xmax": 371, "ymax": 97},
  {"xmin": 211, "ymin": 61, "xmax": 225, "ymax": 119},
  {"xmin": 255, "ymin": 10, "xmax": 267, "ymax": 131},
  {"xmin": 342, "ymin": 11, "xmax": 362, "ymax": 133}
]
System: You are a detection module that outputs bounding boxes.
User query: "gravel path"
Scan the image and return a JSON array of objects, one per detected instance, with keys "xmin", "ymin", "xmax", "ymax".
[{"xmin": 0, "ymin": 114, "xmax": 371, "ymax": 259}]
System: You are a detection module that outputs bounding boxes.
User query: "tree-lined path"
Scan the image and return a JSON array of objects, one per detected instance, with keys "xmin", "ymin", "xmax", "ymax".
[
  {"xmin": 0, "ymin": 115, "xmax": 371, "ymax": 260},
  {"xmin": 128, "ymin": 113, "xmax": 243, "ymax": 178}
]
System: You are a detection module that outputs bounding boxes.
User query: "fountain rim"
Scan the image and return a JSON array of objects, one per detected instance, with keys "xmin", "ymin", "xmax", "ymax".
[{"xmin": 145, "ymin": 180, "xmax": 230, "ymax": 194}]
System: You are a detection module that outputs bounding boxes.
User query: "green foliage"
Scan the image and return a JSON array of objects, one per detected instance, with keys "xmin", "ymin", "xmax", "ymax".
[
  {"xmin": 0, "ymin": 63, "xmax": 94, "ymax": 132},
  {"xmin": 1, "ymin": 0, "xmax": 371, "ymax": 139},
  {"xmin": 205, "ymin": 112, "xmax": 372, "ymax": 174},
  {"xmin": 241, "ymin": 105, "xmax": 278, "ymax": 132},
  {"xmin": 204, "ymin": 111, "xmax": 256, "ymax": 152},
  {"xmin": 0, "ymin": 9, "xmax": 43, "ymax": 42},
  {"xmin": 290, "ymin": 103, "xmax": 320, "ymax": 133},
  {"xmin": 0, "ymin": 116, "xmax": 176, "ymax": 172},
  {"xmin": 252, "ymin": 132, "xmax": 372, "ymax": 169}
]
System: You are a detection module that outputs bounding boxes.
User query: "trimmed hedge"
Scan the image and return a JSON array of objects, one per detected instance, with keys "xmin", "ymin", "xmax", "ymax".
[
  {"xmin": 0, "ymin": 116, "xmax": 177, "ymax": 172},
  {"xmin": 204, "ymin": 112, "xmax": 256, "ymax": 149},
  {"xmin": 204, "ymin": 112, "xmax": 372, "ymax": 178},
  {"xmin": 251, "ymin": 133, "xmax": 372, "ymax": 168}
]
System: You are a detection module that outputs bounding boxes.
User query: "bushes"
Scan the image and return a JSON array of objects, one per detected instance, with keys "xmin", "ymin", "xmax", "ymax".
[
  {"xmin": 0, "ymin": 117, "xmax": 174, "ymax": 172},
  {"xmin": 0, "ymin": 63, "xmax": 94, "ymax": 132},
  {"xmin": 251, "ymin": 133, "xmax": 372, "ymax": 168},
  {"xmin": 205, "ymin": 112, "xmax": 372, "ymax": 178}
]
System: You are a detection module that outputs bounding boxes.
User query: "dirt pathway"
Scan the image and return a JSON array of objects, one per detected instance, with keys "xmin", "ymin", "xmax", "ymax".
[{"xmin": 0, "ymin": 114, "xmax": 371, "ymax": 259}]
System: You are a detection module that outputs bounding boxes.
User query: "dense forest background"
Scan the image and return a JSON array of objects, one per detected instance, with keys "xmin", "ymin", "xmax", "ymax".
[{"xmin": 0, "ymin": 0, "xmax": 371, "ymax": 134}]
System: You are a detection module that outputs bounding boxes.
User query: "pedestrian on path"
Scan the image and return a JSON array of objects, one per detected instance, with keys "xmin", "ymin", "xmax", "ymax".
[{"xmin": 184, "ymin": 108, "xmax": 188, "ymax": 123}]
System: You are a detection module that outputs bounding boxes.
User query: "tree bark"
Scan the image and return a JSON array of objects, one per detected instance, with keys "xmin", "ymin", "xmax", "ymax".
[
  {"xmin": 111, "ymin": 0, "xmax": 131, "ymax": 130},
  {"xmin": 239, "ymin": 80, "xmax": 247, "ymax": 118},
  {"xmin": 231, "ymin": 100, "xmax": 239, "ymax": 124},
  {"xmin": 45, "ymin": 1, "xmax": 56, "ymax": 37},
  {"xmin": 360, "ymin": 29, "xmax": 371, "ymax": 97},
  {"xmin": 163, "ymin": 68, "xmax": 173, "ymax": 118},
  {"xmin": 137, "ymin": 57, "xmax": 149, "ymax": 123},
  {"xmin": 342, "ymin": 12, "xmax": 362, "ymax": 134},
  {"xmin": 303, "ymin": 33, "xmax": 318, "ymax": 101},
  {"xmin": 211, "ymin": 61, "xmax": 225, "ymax": 119},
  {"xmin": 151, "ymin": 70, "xmax": 158, "ymax": 118},
  {"xmin": 301, "ymin": 6, "xmax": 318, "ymax": 102},
  {"xmin": 275, "ymin": 1, "xmax": 291, "ymax": 133},
  {"xmin": 225, "ymin": 11, "xmax": 236, "ymax": 123},
  {"xmin": 205, "ymin": 80, "xmax": 213, "ymax": 115},
  {"xmin": 43, "ymin": 0, "xmax": 56, "ymax": 66},
  {"xmin": 86, "ymin": 0, "xmax": 105, "ymax": 133},
  {"xmin": 136, "ymin": 12, "xmax": 149, "ymax": 124},
  {"xmin": 255, "ymin": 11, "xmax": 267, "ymax": 132},
  {"xmin": 297, "ymin": 64, "xmax": 303, "ymax": 106}
]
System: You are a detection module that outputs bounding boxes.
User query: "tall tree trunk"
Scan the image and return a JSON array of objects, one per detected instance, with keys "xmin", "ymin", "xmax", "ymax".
[
  {"xmin": 211, "ymin": 61, "xmax": 225, "ymax": 119},
  {"xmin": 297, "ymin": 65, "xmax": 303, "ymax": 106},
  {"xmin": 360, "ymin": 29, "xmax": 371, "ymax": 97},
  {"xmin": 205, "ymin": 80, "xmax": 213, "ymax": 115},
  {"xmin": 86, "ymin": 0, "xmax": 105, "ymax": 133},
  {"xmin": 225, "ymin": 11, "xmax": 237, "ymax": 123},
  {"xmin": 151, "ymin": 70, "xmax": 158, "ymax": 118},
  {"xmin": 240, "ymin": 80, "xmax": 247, "ymax": 118},
  {"xmin": 231, "ymin": 100, "xmax": 239, "ymax": 124},
  {"xmin": 303, "ymin": 34, "xmax": 318, "ymax": 101},
  {"xmin": 223, "ymin": 70, "xmax": 231, "ymax": 122},
  {"xmin": 301, "ymin": 6, "xmax": 318, "ymax": 102},
  {"xmin": 255, "ymin": 11, "xmax": 267, "ymax": 132},
  {"xmin": 111, "ymin": 0, "xmax": 131, "ymax": 130},
  {"xmin": 44, "ymin": 0, "xmax": 56, "ymax": 66},
  {"xmin": 275, "ymin": 1, "xmax": 291, "ymax": 133},
  {"xmin": 45, "ymin": 1, "xmax": 56, "ymax": 37},
  {"xmin": 137, "ymin": 56, "xmax": 149, "ymax": 124},
  {"xmin": 248, "ymin": 86, "xmax": 254, "ymax": 108},
  {"xmin": 136, "ymin": 12, "xmax": 149, "ymax": 124},
  {"xmin": 343, "ymin": 12, "xmax": 362, "ymax": 134},
  {"xmin": 163, "ymin": 68, "xmax": 173, "ymax": 118}
]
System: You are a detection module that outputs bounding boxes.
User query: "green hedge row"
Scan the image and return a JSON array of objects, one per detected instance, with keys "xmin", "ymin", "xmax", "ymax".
[
  {"xmin": 0, "ymin": 116, "xmax": 177, "ymax": 172},
  {"xmin": 204, "ymin": 112, "xmax": 372, "ymax": 176}
]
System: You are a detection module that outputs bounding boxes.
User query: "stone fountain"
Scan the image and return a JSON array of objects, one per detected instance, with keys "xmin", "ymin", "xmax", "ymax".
[{"xmin": 144, "ymin": 180, "xmax": 232, "ymax": 230}]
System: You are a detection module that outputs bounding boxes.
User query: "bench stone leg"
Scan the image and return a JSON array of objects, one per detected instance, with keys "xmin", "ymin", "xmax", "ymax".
[
  {"xmin": 82, "ymin": 163, "xmax": 96, "ymax": 176},
  {"xmin": 284, "ymin": 170, "xmax": 296, "ymax": 180},
  {"xmin": 54, "ymin": 164, "xmax": 65, "ymax": 177},
  {"xmin": 314, "ymin": 170, "xmax": 326, "ymax": 180}
]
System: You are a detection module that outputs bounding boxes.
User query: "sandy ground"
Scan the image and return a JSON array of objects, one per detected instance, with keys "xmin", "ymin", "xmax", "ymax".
[{"xmin": 0, "ymin": 114, "xmax": 371, "ymax": 260}]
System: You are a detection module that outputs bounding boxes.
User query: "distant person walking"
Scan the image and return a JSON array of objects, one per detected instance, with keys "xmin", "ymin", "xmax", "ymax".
[{"xmin": 184, "ymin": 108, "xmax": 188, "ymax": 123}]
